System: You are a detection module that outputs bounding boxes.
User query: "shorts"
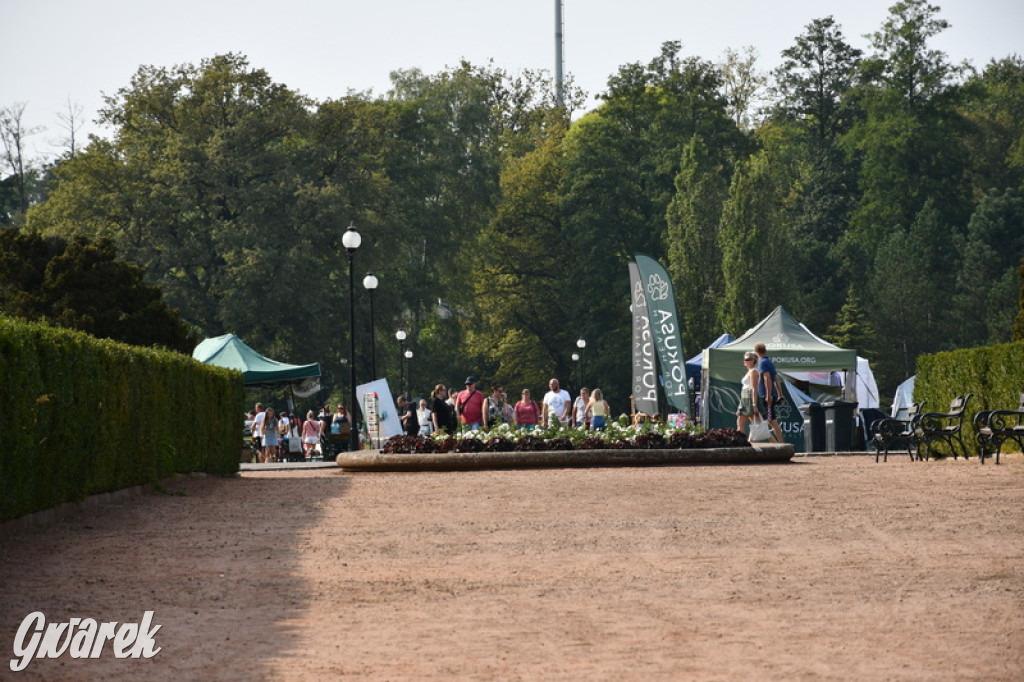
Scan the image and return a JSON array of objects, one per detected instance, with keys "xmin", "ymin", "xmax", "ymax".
[
  {"xmin": 737, "ymin": 390, "xmax": 755, "ymax": 417},
  {"xmin": 303, "ymin": 435, "xmax": 319, "ymax": 445},
  {"xmin": 591, "ymin": 416, "xmax": 606, "ymax": 431}
]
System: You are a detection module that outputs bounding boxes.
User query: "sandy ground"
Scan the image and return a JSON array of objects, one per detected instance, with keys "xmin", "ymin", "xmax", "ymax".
[{"xmin": 1, "ymin": 455, "xmax": 1022, "ymax": 681}]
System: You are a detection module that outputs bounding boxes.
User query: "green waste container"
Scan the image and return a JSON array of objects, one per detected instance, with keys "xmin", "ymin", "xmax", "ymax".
[
  {"xmin": 798, "ymin": 402, "xmax": 826, "ymax": 453},
  {"xmin": 823, "ymin": 400, "xmax": 859, "ymax": 451}
]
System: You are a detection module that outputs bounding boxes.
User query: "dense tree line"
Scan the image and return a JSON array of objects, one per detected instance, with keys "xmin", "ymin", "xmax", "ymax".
[{"xmin": 5, "ymin": 0, "xmax": 1023, "ymax": 408}]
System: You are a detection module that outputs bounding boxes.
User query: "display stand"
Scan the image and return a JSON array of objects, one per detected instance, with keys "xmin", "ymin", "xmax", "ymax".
[{"xmin": 364, "ymin": 391, "xmax": 380, "ymax": 449}]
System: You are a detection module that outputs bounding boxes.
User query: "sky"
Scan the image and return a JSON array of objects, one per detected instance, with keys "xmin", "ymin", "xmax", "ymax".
[{"xmin": 3, "ymin": 0, "xmax": 1022, "ymax": 158}]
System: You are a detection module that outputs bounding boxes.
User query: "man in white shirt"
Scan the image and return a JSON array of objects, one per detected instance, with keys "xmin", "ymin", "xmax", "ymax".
[{"xmin": 542, "ymin": 378, "xmax": 572, "ymax": 428}]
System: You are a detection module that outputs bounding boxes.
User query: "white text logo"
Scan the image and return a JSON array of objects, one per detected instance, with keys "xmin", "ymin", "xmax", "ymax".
[{"xmin": 11, "ymin": 611, "xmax": 162, "ymax": 672}]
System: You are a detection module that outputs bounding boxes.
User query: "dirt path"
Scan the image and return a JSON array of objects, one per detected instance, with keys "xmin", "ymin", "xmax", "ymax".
[{"xmin": 1, "ymin": 456, "xmax": 1022, "ymax": 680}]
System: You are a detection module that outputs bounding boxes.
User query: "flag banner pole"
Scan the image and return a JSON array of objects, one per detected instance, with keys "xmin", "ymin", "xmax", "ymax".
[{"xmin": 634, "ymin": 253, "xmax": 690, "ymax": 416}]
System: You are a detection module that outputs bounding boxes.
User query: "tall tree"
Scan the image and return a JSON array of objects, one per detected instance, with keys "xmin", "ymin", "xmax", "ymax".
[
  {"xmin": 468, "ymin": 120, "xmax": 570, "ymax": 391},
  {"xmin": 843, "ymin": 0, "xmax": 971, "ymax": 254},
  {"xmin": 772, "ymin": 16, "xmax": 862, "ymax": 141},
  {"xmin": 952, "ymin": 188, "xmax": 1024, "ymax": 345},
  {"xmin": 0, "ymin": 103, "xmax": 45, "ymax": 225},
  {"xmin": 26, "ymin": 54, "xmax": 361, "ymax": 374},
  {"xmin": 665, "ymin": 134, "xmax": 730, "ymax": 352},
  {"xmin": 717, "ymin": 133, "xmax": 799, "ymax": 335}
]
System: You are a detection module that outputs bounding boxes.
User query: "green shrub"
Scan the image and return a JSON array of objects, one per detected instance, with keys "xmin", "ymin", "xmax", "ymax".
[
  {"xmin": 1, "ymin": 317, "xmax": 243, "ymax": 522},
  {"xmin": 916, "ymin": 340, "xmax": 1024, "ymax": 457}
]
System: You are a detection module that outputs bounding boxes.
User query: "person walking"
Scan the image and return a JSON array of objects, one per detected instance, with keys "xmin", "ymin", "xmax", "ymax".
[
  {"xmin": 301, "ymin": 410, "xmax": 322, "ymax": 460},
  {"xmin": 259, "ymin": 407, "xmax": 280, "ymax": 463},
  {"xmin": 755, "ymin": 342, "xmax": 785, "ymax": 443},
  {"xmin": 572, "ymin": 387, "xmax": 591, "ymax": 429},
  {"xmin": 430, "ymin": 384, "xmax": 456, "ymax": 435},
  {"xmin": 737, "ymin": 351, "xmax": 763, "ymax": 437},
  {"xmin": 456, "ymin": 377, "xmax": 487, "ymax": 431},
  {"xmin": 587, "ymin": 388, "xmax": 611, "ymax": 430},
  {"xmin": 542, "ymin": 378, "xmax": 571, "ymax": 428},
  {"xmin": 514, "ymin": 389, "xmax": 541, "ymax": 430}
]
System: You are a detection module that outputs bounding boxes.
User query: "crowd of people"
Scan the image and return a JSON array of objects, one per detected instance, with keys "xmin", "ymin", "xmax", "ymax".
[
  {"xmin": 393, "ymin": 376, "xmax": 613, "ymax": 438},
  {"xmin": 243, "ymin": 375, "xmax": 613, "ymax": 463},
  {"xmin": 245, "ymin": 343, "xmax": 793, "ymax": 462},
  {"xmin": 245, "ymin": 402, "xmax": 353, "ymax": 463}
]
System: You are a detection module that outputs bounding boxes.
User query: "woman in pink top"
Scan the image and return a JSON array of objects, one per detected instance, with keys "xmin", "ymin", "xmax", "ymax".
[
  {"xmin": 301, "ymin": 410, "xmax": 322, "ymax": 460},
  {"xmin": 514, "ymin": 389, "xmax": 541, "ymax": 430}
]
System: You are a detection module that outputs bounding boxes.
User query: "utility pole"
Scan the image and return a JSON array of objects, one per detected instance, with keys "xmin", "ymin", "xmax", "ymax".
[{"xmin": 555, "ymin": 0, "xmax": 564, "ymax": 108}]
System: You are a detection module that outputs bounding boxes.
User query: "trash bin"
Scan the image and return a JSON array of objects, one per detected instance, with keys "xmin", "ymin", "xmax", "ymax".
[
  {"xmin": 823, "ymin": 400, "xmax": 859, "ymax": 451},
  {"xmin": 798, "ymin": 402, "xmax": 826, "ymax": 453}
]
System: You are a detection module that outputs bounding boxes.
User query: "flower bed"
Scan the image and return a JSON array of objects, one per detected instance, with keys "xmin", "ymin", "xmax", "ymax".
[{"xmin": 381, "ymin": 422, "xmax": 749, "ymax": 455}]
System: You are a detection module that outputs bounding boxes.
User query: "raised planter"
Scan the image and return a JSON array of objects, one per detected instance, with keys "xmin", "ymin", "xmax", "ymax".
[{"xmin": 336, "ymin": 443, "xmax": 794, "ymax": 471}]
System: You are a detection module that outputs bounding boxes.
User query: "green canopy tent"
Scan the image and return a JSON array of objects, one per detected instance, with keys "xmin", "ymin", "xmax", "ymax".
[
  {"xmin": 701, "ymin": 307, "xmax": 857, "ymax": 450},
  {"xmin": 192, "ymin": 334, "xmax": 321, "ymax": 388}
]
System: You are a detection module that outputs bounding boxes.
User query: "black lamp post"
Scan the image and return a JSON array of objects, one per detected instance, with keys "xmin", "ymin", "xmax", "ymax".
[
  {"xmin": 363, "ymin": 272, "xmax": 378, "ymax": 380},
  {"xmin": 342, "ymin": 223, "xmax": 362, "ymax": 452},
  {"xmin": 572, "ymin": 352, "xmax": 580, "ymax": 391},
  {"xmin": 395, "ymin": 330, "xmax": 407, "ymax": 398},
  {"xmin": 576, "ymin": 338, "xmax": 587, "ymax": 387},
  {"xmin": 404, "ymin": 349, "xmax": 414, "ymax": 397}
]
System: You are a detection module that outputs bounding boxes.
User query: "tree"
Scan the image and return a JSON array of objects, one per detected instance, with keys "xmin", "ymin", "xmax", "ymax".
[
  {"xmin": 665, "ymin": 135, "xmax": 730, "ymax": 352},
  {"xmin": 952, "ymin": 188, "xmax": 1024, "ymax": 345},
  {"xmin": 0, "ymin": 231, "xmax": 196, "ymax": 352},
  {"xmin": 719, "ymin": 46, "xmax": 767, "ymax": 129},
  {"xmin": 26, "ymin": 55, "xmax": 352, "ymax": 369},
  {"xmin": 824, "ymin": 285, "xmax": 875, "ymax": 357},
  {"xmin": 843, "ymin": 0, "xmax": 972, "ymax": 255},
  {"xmin": 717, "ymin": 126, "xmax": 800, "ymax": 336},
  {"xmin": 1014, "ymin": 257, "xmax": 1024, "ymax": 341},
  {"xmin": 868, "ymin": 201, "xmax": 958, "ymax": 391},
  {"xmin": 772, "ymin": 16, "xmax": 862, "ymax": 141},
  {"xmin": 0, "ymin": 102, "xmax": 45, "ymax": 225},
  {"xmin": 467, "ymin": 120, "xmax": 571, "ymax": 390}
]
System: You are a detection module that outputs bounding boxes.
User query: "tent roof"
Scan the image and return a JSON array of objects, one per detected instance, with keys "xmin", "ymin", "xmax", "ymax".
[
  {"xmin": 687, "ymin": 333, "xmax": 734, "ymax": 367},
  {"xmin": 192, "ymin": 334, "xmax": 321, "ymax": 385},
  {"xmin": 707, "ymin": 306, "xmax": 857, "ymax": 371}
]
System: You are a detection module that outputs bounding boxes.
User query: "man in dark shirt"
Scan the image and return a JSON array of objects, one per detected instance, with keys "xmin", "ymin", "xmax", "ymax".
[{"xmin": 755, "ymin": 342, "xmax": 784, "ymax": 443}]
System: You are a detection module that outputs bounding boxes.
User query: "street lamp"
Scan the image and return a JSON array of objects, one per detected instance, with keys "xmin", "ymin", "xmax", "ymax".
[
  {"xmin": 404, "ymin": 349, "xmax": 414, "ymax": 398},
  {"xmin": 362, "ymin": 272, "xmax": 378, "ymax": 380},
  {"xmin": 395, "ymin": 330, "xmax": 407, "ymax": 398},
  {"xmin": 571, "ymin": 352, "xmax": 580, "ymax": 390},
  {"xmin": 342, "ymin": 223, "xmax": 362, "ymax": 452},
  {"xmin": 576, "ymin": 338, "xmax": 587, "ymax": 387}
]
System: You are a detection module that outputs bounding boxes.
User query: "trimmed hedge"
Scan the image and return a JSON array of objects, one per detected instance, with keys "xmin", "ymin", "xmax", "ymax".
[
  {"xmin": 916, "ymin": 339, "xmax": 1024, "ymax": 457},
  {"xmin": 1, "ymin": 317, "xmax": 243, "ymax": 522}
]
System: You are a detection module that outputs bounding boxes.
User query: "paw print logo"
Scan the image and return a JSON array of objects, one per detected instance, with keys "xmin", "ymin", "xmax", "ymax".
[
  {"xmin": 646, "ymin": 274, "xmax": 670, "ymax": 302},
  {"xmin": 633, "ymin": 281, "xmax": 646, "ymax": 308}
]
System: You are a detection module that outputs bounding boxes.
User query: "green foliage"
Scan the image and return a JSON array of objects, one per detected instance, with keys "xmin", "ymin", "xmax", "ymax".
[
  {"xmin": 915, "ymin": 340, "xmax": 1024, "ymax": 456},
  {"xmin": 10, "ymin": 1, "xmax": 1022, "ymax": 411},
  {"xmin": 666, "ymin": 135, "xmax": 729, "ymax": 353},
  {"xmin": 0, "ymin": 230, "xmax": 197, "ymax": 352},
  {"xmin": 825, "ymin": 285, "xmax": 875, "ymax": 356},
  {"xmin": 0, "ymin": 316, "xmax": 242, "ymax": 522}
]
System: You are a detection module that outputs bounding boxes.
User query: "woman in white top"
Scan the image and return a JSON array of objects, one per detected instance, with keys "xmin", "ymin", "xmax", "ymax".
[
  {"xmin": 586, "ymin": 388, "xmax": 611, "ymax": 430},
  {"xmin": 736, "ymin": 352, "xmax": 762, "ymax": 436},
  {"xmin": 417, "ymin": 399, "xmax": 433, "ymax": 435}
]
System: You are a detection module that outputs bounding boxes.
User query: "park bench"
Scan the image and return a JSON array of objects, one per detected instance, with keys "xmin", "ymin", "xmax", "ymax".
[
  {"xmin": 973, "ymin": 393, "xmax": 1024, "ymax": 465},
  {"xmin": 915, "ymin": 394, "xmax": 973, "ymax": 461},
  {"xmin": 870, "ymin": 402, "xmax": 923, "ymax": 462}
]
